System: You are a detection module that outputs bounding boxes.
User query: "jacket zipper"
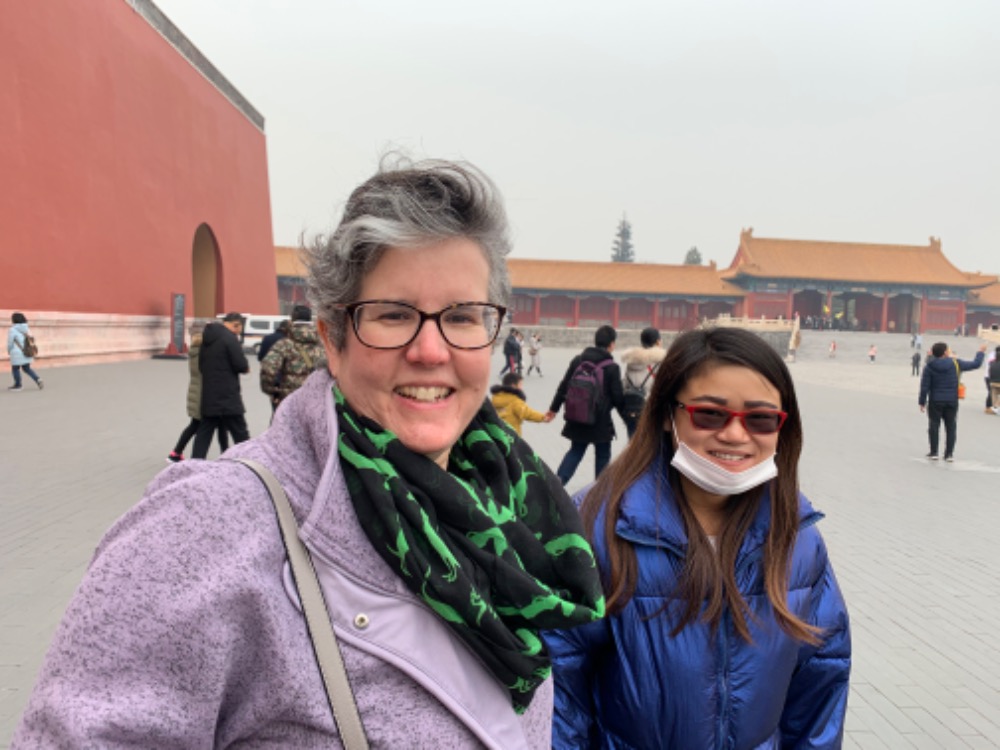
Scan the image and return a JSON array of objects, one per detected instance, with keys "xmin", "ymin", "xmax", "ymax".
[{"xmin": 716, "ymin": 608, "xmax": 731, "ymax": 750}]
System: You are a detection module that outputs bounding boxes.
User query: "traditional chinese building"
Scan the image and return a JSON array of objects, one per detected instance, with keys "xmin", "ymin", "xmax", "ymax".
[
  {"xmin": 504, "ymin": 259, "xmax": 744, "ymax": 330},
  {"xmin": 274, "ymin": 232, "xmax": 1000, "ymax": 335},
  {"xmin": 1, "ymin": 0, "xmax": 276, "ymax": 365},
  {"xmin": 275, "ymin": 246, "xmax": 310, "ymax": 313},
  {"xmin": 967, "ymin": 282, "xmax": 1000, "ymax": 332},
  {"xmin": 724, "ymin": 229, "xmax": 996, "ymax": 333}
]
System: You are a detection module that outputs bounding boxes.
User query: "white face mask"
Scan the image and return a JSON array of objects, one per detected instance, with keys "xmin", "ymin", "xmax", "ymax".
[{"xmin": 670, "ymin": 439, "xmax": 778, "ymax": 496}]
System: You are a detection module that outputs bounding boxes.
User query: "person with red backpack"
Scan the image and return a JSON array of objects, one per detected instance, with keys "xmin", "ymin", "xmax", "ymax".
[{"xmin": 547, "ymin": 325, "xmax": 625, "ymax": 485}]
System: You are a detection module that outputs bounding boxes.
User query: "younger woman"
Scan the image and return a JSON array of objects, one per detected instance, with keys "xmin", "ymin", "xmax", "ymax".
[{"xmin": 545, "ymin": 326, "xmax": 850, "ymax": 749}]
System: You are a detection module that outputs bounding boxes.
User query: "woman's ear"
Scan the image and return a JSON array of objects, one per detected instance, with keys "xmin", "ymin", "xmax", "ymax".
[{"xmin": 317, "ymin": 319, "xmax": 339, "ymax": 378}]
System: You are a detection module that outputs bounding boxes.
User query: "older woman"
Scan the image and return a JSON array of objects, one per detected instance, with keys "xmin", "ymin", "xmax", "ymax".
[{"xmin": 13, "ymin": 159, "xmax": 604, "ymax": 749}]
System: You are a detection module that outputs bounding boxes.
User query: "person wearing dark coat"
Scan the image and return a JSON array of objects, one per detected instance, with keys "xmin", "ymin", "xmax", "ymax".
[
  {"xmin": 918, "ymin": 341, "xmax": 986, "ymax": 461},
  {"xmin": 546, "ymin": 325, "xmax": 625, "ymax": 485},
  {"xmin": 192, "ymin": 313, "xmax": 251, "ymax": 459},
  {"xmin": 256, "ymin": 319, "xmax": 290, "ymax": 362}
]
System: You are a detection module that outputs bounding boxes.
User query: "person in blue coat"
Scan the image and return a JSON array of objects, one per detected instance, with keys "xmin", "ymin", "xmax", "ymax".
[
  {"xmin": 545, "ymin": 326, "xmax": 851, "ymax": 749},
  {"xmin": 7, "ymin": 312, "xmax": 43, "ymax": 391},
  {"xmin": 918, "ymin": 341, "xmax": 986, "ymax": 461}
]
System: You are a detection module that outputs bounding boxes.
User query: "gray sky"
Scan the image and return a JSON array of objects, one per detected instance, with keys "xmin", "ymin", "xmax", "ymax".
[{"xmin": 154, "ymin": 0, "xmax": 1000, "ymax": 274}]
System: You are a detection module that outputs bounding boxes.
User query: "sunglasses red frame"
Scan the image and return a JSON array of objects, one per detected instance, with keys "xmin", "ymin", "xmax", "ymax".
[{"xmin": 675, "ymin": 402, "xmax": 788, "ymax": 435}]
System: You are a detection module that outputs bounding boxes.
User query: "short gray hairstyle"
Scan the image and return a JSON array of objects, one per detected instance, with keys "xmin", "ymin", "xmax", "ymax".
[{"xmin": 305, "ymin": 156, "xmax": 512, "ymax": 349}]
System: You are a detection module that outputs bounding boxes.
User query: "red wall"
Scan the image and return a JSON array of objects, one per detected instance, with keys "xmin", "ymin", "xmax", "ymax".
[{"xmin": 0, "ymin": 1, "xmax": 277, "ymax": 316}]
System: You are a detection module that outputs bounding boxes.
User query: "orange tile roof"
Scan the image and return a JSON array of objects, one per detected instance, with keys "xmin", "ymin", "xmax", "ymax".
[
  {"xmin": 724, "ymin": 229, "xmax": 996, "ymax": 288},
  {"xmin": 969, "ymin": 281, "xmax": 1000, "ymax": 308},
  {"xmin": 508, "ymin": 258, "xmax": 744, "ymax": 297},
  {"xmin": 275, "ymin": 245, "xmax": 307, "ymax": 277}
]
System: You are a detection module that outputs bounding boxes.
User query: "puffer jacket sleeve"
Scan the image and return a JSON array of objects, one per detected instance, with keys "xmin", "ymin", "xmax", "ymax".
[
  {"xmin": 544, "ymin": 617, "xmax": 611, "ymax": 749},
  {"xmin": 515, "ymin": 399, "xmax": 547, "ymax": 424},
  {"xmin": 779, "ymin": 540, "xmax": 851, "ymax": 749},
  {"xmin": 958, "ymin": 351, "xmax": 985, "ymax": 372}
]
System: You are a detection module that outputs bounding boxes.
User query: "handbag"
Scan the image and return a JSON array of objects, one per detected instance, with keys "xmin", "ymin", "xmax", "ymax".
[
  {"xmin": 955, "ymin": 360, "xmax": 966, "ymax": 400},
  {"xmin": 233, "ymin": 458, "xmax": 370, "ymax": 750}
]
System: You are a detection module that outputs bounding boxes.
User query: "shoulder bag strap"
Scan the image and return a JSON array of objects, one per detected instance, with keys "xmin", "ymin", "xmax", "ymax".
[
  {"xmin": 232, "ymin": 458, "xmax": 370, "ymax": 750},
  {"xmin": 639, "ymin": 362, "xmax": 658, "ymax": 389}
]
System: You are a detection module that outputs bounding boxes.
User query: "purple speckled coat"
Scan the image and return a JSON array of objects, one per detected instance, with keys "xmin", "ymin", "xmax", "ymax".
[{"xmin": 13, "ymin": 370, "xmax": 554, "ymax": 749}]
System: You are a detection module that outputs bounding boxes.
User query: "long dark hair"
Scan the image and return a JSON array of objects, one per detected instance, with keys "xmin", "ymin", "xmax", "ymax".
[{"xmin": 581, "ymin": 326, "xmax": 820, "ymax": 645}]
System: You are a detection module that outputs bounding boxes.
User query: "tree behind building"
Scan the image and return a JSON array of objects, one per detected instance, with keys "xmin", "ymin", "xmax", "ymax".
[
  {"xmin": 611, "ymin": 215, "xmax": 635, "ymax": 262},
  {"xmin": 684, "ymin": 246, "xmax": 702, "ymax": 265}
]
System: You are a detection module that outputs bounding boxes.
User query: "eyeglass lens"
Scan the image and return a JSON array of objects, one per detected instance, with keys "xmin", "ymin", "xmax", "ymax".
[
  {"xmin": 686, "ymin": 406, "xmax": 784, "ymax": 434},
  {"xmin": 353, "ymin": 302, "xmax": 502, "ymax": 349}
]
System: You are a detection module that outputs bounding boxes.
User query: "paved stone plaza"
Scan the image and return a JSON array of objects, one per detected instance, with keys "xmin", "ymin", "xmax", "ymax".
[{"xmin": 2, "ymin": 330, "xmax": 999, "ymax": 748}]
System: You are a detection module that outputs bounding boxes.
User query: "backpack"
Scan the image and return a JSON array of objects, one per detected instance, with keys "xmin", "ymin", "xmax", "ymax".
[
  {"xmin": 564, "ymin": 359, "xmax": 614, "ymax": 425},
  {"xmin": 621, "ymin": 365, "xmax": 656, "ymax": 422},
  {"xmin": 16, "ymin": 332, "xmax": 38, "ymax": 358}
]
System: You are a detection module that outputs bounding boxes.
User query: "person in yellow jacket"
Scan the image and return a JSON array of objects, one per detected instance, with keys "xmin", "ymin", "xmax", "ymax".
[{"xmin": 491, "ymin": 373, "xmax": 552, "ymax": 435}]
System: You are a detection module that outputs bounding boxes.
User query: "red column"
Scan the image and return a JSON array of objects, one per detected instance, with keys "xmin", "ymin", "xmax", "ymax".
[
  {"xmin": 786, "ymin": 290, "xmax": 794, "ymax": 320},
  {"xmin": 745, "ymin": 293, "xmax": 754, "ymax": 318},
  {"xmin": 880, "ymin": 293, "xmax": 889, "ymax": 332},
  {"xmin": 571, "ymin": 297, "xmax": 580, "ymax": 327},
  {"xmin": 533, "ymin": 295, "xmax": 541, "ymax": 325},
  {"xmin": 919, "ymin": 294, "xmax": 927, "ymax": 333},
  {"xmin": 651, "ymin": 299, "xmax": 660, "ymax": 329},
  {"xmin": 611, "ymin": 299, "xmax": 620, "ymax": 328},
  {"xmin": 692, "ymin": 300, "xmax": 700, "ymax": 327}
]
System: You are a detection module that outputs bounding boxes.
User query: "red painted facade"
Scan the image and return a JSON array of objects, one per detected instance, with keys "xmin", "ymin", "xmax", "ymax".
[{"xmin": 1, "ymin": 1, "xmax": 276, "ymax": 320}]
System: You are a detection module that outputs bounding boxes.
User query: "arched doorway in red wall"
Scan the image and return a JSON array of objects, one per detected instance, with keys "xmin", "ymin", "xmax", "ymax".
[{"xmin": 192, "ymin": 223, "xmax": 222, "ymax": 318}]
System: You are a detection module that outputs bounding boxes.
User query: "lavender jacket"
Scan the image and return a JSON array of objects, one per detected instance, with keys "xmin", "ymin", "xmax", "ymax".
[{"xmin": 13, "ymin": 370, "xmax": 554, "ymax": 749}]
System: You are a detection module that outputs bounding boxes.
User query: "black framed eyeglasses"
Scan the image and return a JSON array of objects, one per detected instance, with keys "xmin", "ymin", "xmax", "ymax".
[
  {"xmin": 675, "ymin": 402, "xmax": 787, "ymax": 435},
  {"xmin": 337, "ymin": 300, "xmax": 507, "ymax": 350}
]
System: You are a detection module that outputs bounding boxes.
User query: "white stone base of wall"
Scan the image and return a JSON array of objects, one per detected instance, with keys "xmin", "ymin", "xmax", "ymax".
[{"xmin": 0, "ymin": 310, "xmax": 180, "ymax": 368}]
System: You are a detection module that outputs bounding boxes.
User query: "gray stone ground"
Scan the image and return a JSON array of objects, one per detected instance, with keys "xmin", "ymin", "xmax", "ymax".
[{"xmin": 2, "ymin": 330, "xmax": 999, "ymax": 748}]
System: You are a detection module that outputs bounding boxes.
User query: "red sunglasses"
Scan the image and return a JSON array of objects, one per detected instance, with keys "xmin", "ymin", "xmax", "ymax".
[{"xmin": 676, "ymin": 402, "xmax": 787, "ymax": 435}]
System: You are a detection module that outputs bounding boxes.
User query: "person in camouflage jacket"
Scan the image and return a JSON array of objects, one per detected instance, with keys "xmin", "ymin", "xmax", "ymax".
[{"xmin": 259, "ymin": 306, "xmax": 326, "ymax": 411}]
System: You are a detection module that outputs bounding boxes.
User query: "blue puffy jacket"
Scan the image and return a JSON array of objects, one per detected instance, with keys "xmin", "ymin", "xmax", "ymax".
[
  {"xmin": 918, "ymin": 350, "xmax": 984, "ymax": 406},
  {"xmin": 544, "ymin": 459, "xmax": 851, "ymax": 749}
]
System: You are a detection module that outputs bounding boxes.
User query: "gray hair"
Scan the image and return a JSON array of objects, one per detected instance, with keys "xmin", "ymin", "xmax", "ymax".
[{"xmin": 305, "ymin": 156, "xmax": 512, "ymax": 349}]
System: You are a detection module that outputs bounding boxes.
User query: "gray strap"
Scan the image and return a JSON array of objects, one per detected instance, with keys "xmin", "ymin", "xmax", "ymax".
[{"xmin": 233, "ymin": 458, "xmax": 370, "ymax": 750}]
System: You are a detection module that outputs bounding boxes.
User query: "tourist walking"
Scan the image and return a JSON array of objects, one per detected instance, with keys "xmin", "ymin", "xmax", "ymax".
[
  {"xmin": 618, "ymin": 326, "xmax": 665, "ymax": 438},
  {"xmin": 166, "ymin": 323, "xmax": 229, "ymax": 462},
  {"xmin": 918, "ymin": 341, "xmax": 986, "ymax": 461},
  {"xmin": 499, "ymin": 328, "xmax": 521, "ymax": 376},
  {"xmin": 191, "ymin": 312, "xmax": 250, "ymax": 459},
  {"xmin": 259, "ymin": 305, "xmax": 326, "ymax": 412},
  {"xmin": 526, "ymin": 332, "xmax": 543, "ymax": 376},
  {"xmin": 547, "ymin": 325, "xmax": 625, "ymax": 485},
  {"xmin": 987, "ymin": 346, "xmax": 1000, "ymax": 415},
  {"xmin": 256, "ymin": 319, "xmax": 290, "ymax": 362},
  {"xmin": 13, "ymin": 157, "xmax": 604, "ymax": 748},
  {"xmin": 911, "ymin": 350, "xmax": 922, "ymax": 376},
  {"xmin": 868, "ymin": 344, "xmax": 877, "ymax": 363},
  {"xmin": 6, "ymin": 312, "xmax": 43, "ymax": 391},
  {"xmin": 545, "ymin": 326, "xmax": 851, "ymax": 749},
  {"xmin": 491, "ymin": 372, "xmax": 551, "ymax": 435}
]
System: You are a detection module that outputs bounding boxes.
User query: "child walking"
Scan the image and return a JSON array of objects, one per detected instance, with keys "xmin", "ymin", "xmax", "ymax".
[{"xmin": 490, "ymin": 372, "xmax": 551, "ymax": 435}]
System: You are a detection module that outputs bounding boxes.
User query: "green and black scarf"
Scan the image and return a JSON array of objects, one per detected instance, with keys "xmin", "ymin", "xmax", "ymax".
[{"xmin": 334, "ymin": 386, "xmax": 605, "ymax": 713}]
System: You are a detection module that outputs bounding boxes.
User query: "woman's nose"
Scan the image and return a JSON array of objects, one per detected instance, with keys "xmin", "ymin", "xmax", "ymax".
[
  {"xmin": 717, "ymin": 414, "xmax": 751, "ymax": 441},
  {"xmin": 405, "ymin": 319, "xmax": 451, "ymax": 364}
]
